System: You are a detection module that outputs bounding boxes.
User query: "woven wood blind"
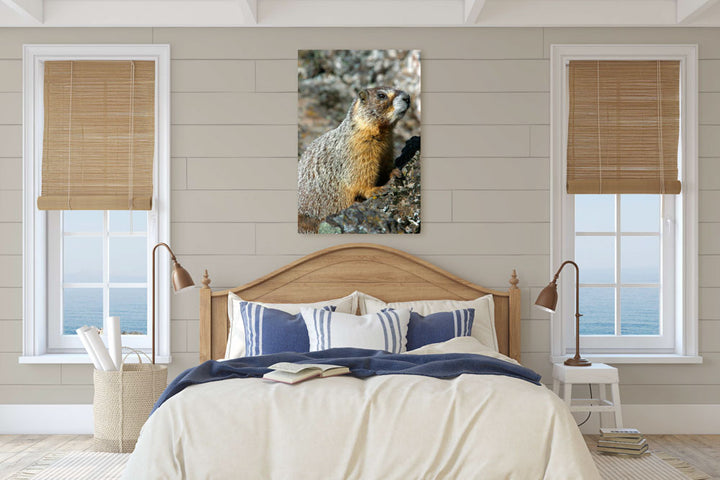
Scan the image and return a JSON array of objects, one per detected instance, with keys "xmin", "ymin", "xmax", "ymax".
[
  {"xmin": 567, "ymin": 60, "xmax": 681, "ymax": 195},
  {"xmin": 38, "ymin": 60, "xmax": 155, "ymax": 210}
]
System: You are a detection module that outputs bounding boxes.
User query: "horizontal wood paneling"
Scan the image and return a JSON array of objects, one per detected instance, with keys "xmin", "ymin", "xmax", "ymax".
[
  {"xmin": 423, "ymin": 60, "xmax": 549, "ymax": 92},
  {"xmin": 0, "ymin": 26, "xmax": 718, "ymax": 407},
  {"xmin": 171, "ymin": 60, "xmax": 255, "ymax": 92}
]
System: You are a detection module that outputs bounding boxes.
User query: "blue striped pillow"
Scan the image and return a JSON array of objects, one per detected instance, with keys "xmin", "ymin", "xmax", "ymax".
[
  {"xmin": 301, "ymin": 308, "xmax": 411, "ymax": 353},
  {"xmin": 240, "ymin": 301, "xmax": 335, "ymax": 357},
  {"xmin": 406, "ymin": 308, "xmax": 475, "ymax": 350}
]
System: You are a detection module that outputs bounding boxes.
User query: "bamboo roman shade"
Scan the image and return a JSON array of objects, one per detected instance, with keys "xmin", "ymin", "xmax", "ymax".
[
  {"xmin": 566, "ymin": 60, "xmax": 681, "ymax": 195},
  {"xmin": 38, "ymin": 60, "xmax": 155, "ymax": 210}
]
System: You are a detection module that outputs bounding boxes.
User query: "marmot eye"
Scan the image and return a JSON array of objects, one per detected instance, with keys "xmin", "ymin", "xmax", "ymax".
[{"xmin": 377, "ymin": 92, "xmax": 387, "ymax": 100}]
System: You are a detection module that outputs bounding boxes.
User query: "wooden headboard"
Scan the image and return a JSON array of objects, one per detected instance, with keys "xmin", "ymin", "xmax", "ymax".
[{"xmin": 199, "ymin": 243, "xmax": 521, "ymax": 363}]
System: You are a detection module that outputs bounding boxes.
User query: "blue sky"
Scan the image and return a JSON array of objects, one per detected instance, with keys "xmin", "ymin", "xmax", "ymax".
[{"xmin": 575, "ymin": 195, "xmax": 660, "ymax": 284}]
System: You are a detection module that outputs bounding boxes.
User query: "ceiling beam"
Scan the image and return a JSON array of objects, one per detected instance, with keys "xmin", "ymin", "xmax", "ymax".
[
  {"xmin": 464, "ymin": 0, "xmax": 487, "ymax": 24},
  {"xmin": 237, "ymin": 0, "xmax": 257, "ymax": 24},
  {"xmin": 1, "ymin": 0, "xmax": 43, "ymax": 23},
  {"xmin": 677, "ymin": 0, "xmax": 720, "ymax": 23}
]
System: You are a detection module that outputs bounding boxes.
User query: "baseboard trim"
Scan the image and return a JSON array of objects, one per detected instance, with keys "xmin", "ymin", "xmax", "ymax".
[
  {"xmin": 0, "ymin": 404, "xmax": 93, "ymax": 434},
  {"xmin": 577, "ymin": 404, "xmax": 720, "ymax": 434},
  {"xmin": 1, "ymin": 403, "xmax": 718, "ymax": 435}
]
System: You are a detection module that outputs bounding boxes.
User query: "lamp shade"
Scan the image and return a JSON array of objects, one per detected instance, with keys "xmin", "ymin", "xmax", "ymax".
[
  {"xmin": 171, "ymin": 261, "xmax": 195, "ymax": 293},
  {"xmin": 535, "ymin": 281, "xmax": 558, "ymax": 313}
]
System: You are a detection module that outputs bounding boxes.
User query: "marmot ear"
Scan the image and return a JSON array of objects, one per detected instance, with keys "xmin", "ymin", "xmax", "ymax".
[{"xmin": 358, "ymin": 89, "xmax": 368, "ymax": 102}]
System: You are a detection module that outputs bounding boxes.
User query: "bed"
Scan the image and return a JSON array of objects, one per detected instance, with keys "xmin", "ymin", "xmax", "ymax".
[{"xmin": 124, "ymin": 243, "xmax": 600, "ymax": 479}]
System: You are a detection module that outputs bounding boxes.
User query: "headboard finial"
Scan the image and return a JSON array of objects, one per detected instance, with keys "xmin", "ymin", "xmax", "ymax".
[
  {"xmin": 201, "ymin": 269, "xmax": 211, "ymax": 289},
  {"xmin": 509, "ymin": 269, "xmax": 519, "ymax": 290}
]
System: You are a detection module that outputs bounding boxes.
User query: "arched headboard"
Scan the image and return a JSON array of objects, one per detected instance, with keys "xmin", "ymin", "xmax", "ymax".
[{"xmin": 199, "ymin": 243, "xmax": 521, "ymax": 363}]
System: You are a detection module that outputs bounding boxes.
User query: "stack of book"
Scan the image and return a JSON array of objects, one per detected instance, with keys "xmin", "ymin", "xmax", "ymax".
[{"xmin": 597, "ymin": 428, "xmax": 648, "ymax": 456}]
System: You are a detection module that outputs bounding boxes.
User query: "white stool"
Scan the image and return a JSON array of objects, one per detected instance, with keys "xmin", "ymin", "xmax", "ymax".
[{"xmin": 552, "ymin": 362, "xmax": 623, "ymax": 428}]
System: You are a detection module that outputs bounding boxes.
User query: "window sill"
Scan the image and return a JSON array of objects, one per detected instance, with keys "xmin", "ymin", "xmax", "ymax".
[
  {"xmin": 550, "ymin": 354, "xmax": 703, "ymax": 364},
  {"xmin": 18, "ymin": 354, "xmax": 173, "ymax": 365}
]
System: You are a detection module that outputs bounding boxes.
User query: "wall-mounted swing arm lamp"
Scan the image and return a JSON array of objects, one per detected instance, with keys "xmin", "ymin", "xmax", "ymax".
[
  {"xmin": 152, "ymin": 242, "xmax": 195, "ymax": 364},
  {"xmin": 535, "ymin": 260, "xmax": 591, "ymax": 367}
]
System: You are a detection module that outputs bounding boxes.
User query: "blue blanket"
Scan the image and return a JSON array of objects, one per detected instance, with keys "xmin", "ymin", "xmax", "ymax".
[{"xmin": 152, "ymin": 348, "xmax": 541, "ymax": 414}]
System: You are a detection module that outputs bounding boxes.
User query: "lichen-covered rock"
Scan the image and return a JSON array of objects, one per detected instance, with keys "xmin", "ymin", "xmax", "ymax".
[{"xmin": 318, "ymin": 138, "xmax": 421, "ymax": 234}]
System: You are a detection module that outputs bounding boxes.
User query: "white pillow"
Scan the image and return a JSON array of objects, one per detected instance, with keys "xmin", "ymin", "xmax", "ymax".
[
  {"xmin": 301, "ymin": 308, "xmax": 411, "ymax": 353},
  {"xmin": 405, "ymin": 337, "xmax": 519, "ymax": 365},
  {"xmin": 357, "ymin": 292, "xmax": 498, "ymax": 352},
  {"xmin": 225, "ymin": 291, "xmax": 358, "ymax": 359}
]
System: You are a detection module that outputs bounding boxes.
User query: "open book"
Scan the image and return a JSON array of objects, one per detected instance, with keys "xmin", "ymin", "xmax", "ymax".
[{"xmin": 263, "ymin": 362, "xmax": 350, "ymax": 385}]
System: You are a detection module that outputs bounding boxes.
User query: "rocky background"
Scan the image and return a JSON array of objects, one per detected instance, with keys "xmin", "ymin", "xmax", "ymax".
[{"xmin": 298, "ymin": 49, "xmax": 422, "ymax": 234}]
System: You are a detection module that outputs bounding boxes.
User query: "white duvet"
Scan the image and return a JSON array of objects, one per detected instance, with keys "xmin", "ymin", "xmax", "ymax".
[{"xmin": 124, "ymin": 338, "xmax": 600, "ymax": 479}]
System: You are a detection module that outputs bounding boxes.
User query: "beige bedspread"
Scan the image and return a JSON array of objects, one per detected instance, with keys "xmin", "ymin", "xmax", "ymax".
[{"xmin": 124, "ymin": 338, "xmax": 600, "ymax": 479}]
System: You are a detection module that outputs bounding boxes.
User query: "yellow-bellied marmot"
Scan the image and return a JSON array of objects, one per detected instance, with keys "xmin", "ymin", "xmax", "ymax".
[{"xmin": 298, "ymin": 87, "xmax": 411, "ymax": 232}]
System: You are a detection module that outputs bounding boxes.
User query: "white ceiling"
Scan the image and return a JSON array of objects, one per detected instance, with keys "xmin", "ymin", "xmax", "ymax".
[{"xmin": 1, "ymin": 0, "xmax": 720, "ymax": 27}]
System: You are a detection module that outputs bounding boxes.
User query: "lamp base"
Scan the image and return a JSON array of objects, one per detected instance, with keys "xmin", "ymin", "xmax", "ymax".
[{"xmin": 564, "ymin": 356, "xmax": 592, "ymax": 367}]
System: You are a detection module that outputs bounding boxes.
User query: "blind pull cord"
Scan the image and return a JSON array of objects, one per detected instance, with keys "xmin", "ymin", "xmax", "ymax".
[
  {"xmin": 128, "ymin": 61, "xmax": 136, "ymax": 211},
  {"xmin": 656, "ymin": 61, "xmax": 666, "ymax": 195},
  {"xmin": 596, "ymin": 61, "xmax": 602, "ymax": 194},
  {"xmin": 66, "ymin": 62, "xmax": 74, "ymax": 210}
]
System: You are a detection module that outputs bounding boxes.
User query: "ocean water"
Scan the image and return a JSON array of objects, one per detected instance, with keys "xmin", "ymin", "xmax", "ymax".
[
  {"xmin": 63, "ymin": 288, "xmax": 147, "ymax": 335},
  {"xmin": 62, "ymin": 283, "xmax": 660, "ymax": 338},
  {"xmin": 579, "ymin": 287, "xmax": 660, "ymax": 335}
]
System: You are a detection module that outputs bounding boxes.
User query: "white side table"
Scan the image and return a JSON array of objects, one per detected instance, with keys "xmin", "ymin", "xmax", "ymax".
[{"xmin": 552, "ymin": 362, "xmax": 623, "ymax": 428}]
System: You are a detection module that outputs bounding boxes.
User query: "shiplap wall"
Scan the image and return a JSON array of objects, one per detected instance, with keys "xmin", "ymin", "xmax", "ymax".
[{"xmin": 0, "ymin": 27, "xmax": 718, "ymax": 405}]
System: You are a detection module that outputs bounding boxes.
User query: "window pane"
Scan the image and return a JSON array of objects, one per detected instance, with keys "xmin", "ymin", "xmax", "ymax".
[
  {"xmin": 109, "ymin": 237, "xmax": 147, "ymax": 282},
  {"xmin": 63, "ymin": 237, "xmax": 103, "ymax": 283},
  {"xmin": 621, "ymin": 287, "xmax": 660, "ymax": 335},
  {"xmin": 621, "ymin": 195, "xmax": 660, "ymax": 232},
  {"xmin": 579, "ymin": 287, "xmax": 615, "ymax": 335},
  {"xmin": 110, "ymin": 288, "xmax": 147, "ymax": 335},
  {"xmin": 63, "ymin": 211, "xmax": 103, "ymax": 233},
  {"xmin": 132, "ymin": 211, "xmax": 147, "ymax": 233},
  {"xmin": 575, "ymin": 195, "xmax": 615, "ymax": 232},
  {"xmin": 109, "ymin": 211, "xmax": 131, "ymax": 232},
  {"xmin": 63, "ymin": 288, "xmax": 103, "ymax": 334},
  {"xmin": 576, "ymin": 236, "xmax": 615, "ymax": 284},
  {"xmin": 621, "ymin": 236, "xmax": 660, "ymax": 283}
]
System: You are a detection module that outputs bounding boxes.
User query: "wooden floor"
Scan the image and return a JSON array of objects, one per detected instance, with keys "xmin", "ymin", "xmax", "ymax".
[
  {"xmin": 585, "ymin": 435, "xmax": 720, "ymax": 479},
  {"xmin": 0, "ymin": 434, "xmax": 717, "ymax": 479},
  {"xmin": 0, "ymin": 434, "xmax": 94, "ymax": 480}
]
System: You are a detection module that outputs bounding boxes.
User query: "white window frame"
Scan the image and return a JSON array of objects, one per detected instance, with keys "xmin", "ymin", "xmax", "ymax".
[
  {"xmin": 21, "ymin": 44, "xmax": 172, "ymax": 364},
  {"xmin": 549, "ymin": 44, "xmax": 700, "ymax": 364}
]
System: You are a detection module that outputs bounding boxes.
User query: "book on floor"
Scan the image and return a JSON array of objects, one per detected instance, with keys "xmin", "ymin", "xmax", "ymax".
[
  {"xmin": 597, "ymin": 436, "xmax": 646, "ymax": 445},
  {"xmin": 598, "ymin": 438, "xmax": 647, "ymax": 450},
  {"xmin": 263, "ymin": 362, "xmax": 350, "ymax": 385},
  {"xmin": 597, "ymin": 444, "xmax": 649, "ymax": 456},
  {"xmin": 599, "ymin": 428, "xmax": 644, "ymax": 440}
]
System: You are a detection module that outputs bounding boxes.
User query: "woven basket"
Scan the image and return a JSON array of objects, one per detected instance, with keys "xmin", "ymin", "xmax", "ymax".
[{"xmin": 93, "ymin": 349, "xmax": 167, "ymax": 453}]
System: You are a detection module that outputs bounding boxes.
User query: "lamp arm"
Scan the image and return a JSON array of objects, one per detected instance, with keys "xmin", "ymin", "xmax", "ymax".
[
  {"xmin": 152, "ymin": 242, "xmax": 177, "ymax": 262},
  {"xmin": 151, "ymin": 242, "xmax": 176, "ymax": 365},
  {"xmin": 553, "ymin": 259, "xmax": 590, "ymax": 366},
  {"xmin": 552, "ymin": 260, "xmax": 581, "ymax": 320}
]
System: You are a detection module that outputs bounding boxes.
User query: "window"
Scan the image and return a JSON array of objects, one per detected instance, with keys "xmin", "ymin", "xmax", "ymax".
[
  {"xmin": 21, "ymin": 45, "xmax": 170, "ymax": 363},
  {"xmin": 573, "ymin": 194, "xmax": 674, "ymax": 350},
  {"xmin": 550, "ymin": 45, "xmax": 699, "ymax": 362},
  {"xmin": 47, "ymin": 211, "xmax": 150, "ymax": 351}
]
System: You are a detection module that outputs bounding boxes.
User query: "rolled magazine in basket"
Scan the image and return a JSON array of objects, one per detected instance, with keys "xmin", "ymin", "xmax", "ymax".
[
  {"xmin": 76, "ymin": 326, "xmax": 103, "ymax": 370},
  {"xmin": 77, "ymin": 326, "xmax": 116, "ymax": 371},
  {"xmin": 107, "ymin": 316, "xmax": 122, "ymax": 370}
]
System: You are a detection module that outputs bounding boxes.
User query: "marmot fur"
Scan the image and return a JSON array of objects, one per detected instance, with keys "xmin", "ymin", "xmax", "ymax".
[{"xmin": 298, "ymin": 87, "xmax": 411, "ymax": 232}]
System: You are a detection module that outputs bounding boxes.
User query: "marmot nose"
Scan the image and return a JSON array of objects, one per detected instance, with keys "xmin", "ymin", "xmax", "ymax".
[{"xmin": 401, "ymin": 93, "xmax": 410, "ymax": 106}]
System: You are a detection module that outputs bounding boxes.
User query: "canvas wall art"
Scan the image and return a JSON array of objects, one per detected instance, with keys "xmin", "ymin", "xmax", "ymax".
[{"xmin": 297, "ymin": 49, "xmax": 421, "ymax": 234}]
